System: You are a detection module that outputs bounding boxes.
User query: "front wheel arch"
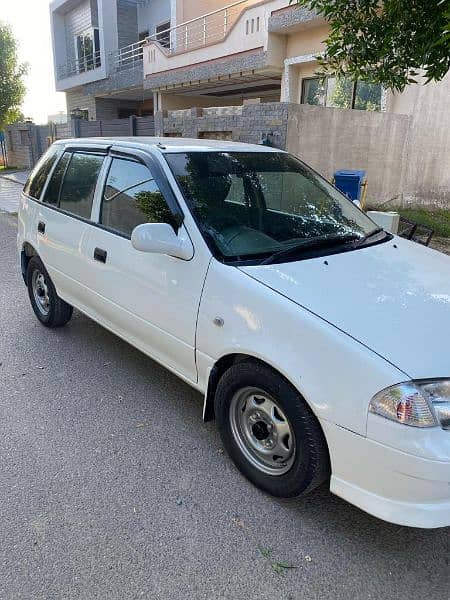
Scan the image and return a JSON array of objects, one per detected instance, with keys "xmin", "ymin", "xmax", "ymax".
[
  {"xmin": 204, "ymin": 354, "xmax": 321, "ymax": 424},
  {"xmin": 213, "ymin": 360, "xmax": 331, "ymax": 496}
]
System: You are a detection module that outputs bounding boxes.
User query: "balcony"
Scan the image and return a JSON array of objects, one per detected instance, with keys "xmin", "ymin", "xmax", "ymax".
[
  {"xmin": 111, "ymin": 0, "xmax": 257, "ymax": 72},
  {"xmin": 110, "ymin": 1, "xmax": 288, "ymax": 76},
  {"xmin": 56, "ymin": 50, "xmax": 102, "ymax": 80},
  {"xmin": 143, "ymin": 0, "xmax": 290, "ymax": 94}
]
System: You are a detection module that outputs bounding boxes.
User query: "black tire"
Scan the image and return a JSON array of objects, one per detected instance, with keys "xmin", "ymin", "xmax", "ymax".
[
  {"xmin": 26, "ymin": 256, "xmax": 73, "ymax": 328},
  {"xmin": 214, "ymin": 361, "xmax": 330, "ymax": 498}
]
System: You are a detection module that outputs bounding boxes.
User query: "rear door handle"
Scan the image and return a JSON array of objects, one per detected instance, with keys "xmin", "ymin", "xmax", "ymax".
[
  {"xmin": 94, "ymin": 247, "xmax": 107, "ymax": 263},
  {"xmin": 37, "ymin": 221, "xmax": 45, "ymax": 234}
]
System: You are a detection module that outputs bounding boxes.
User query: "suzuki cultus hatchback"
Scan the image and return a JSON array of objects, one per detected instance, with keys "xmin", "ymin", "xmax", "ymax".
[{"xmin": 18, "ymin": 138, "xmax": 450, "ymax": 528}]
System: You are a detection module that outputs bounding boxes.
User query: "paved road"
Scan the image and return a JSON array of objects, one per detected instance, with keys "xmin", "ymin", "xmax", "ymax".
[
  {"xmin": 0, "ymin": 171, "xmax": 29, "ymax": 213},
  {"xmin": 0, "ymin": 212, "xmax": 447, "ymax": 600}
]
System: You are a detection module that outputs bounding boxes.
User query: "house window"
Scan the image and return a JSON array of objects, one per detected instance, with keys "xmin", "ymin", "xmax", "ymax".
[
  {"xmin": 155, "ymin": 22, "xmax": 171, "ymax": 49},
  {"xmin": 301, "ymin": 77, "xmax": 382, "ymax": 111},
  {"xmin": 75, "ymin": 28, "xmax": 100, "ymax": 73}
]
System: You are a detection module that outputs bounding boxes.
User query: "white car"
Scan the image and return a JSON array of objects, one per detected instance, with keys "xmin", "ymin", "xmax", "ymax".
[{"xmin": 17, "ymin": 138, "xmax": 449, "ymax": 528}]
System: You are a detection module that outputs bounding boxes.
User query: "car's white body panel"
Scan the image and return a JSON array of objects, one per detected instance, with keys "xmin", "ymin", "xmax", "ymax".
[
  {"xmin": 17, "ymin": 137, "xmax": 450, "ymax": 528},
  {"xmin": 195, "ymin": 260, "xmax": 406, "ymax": 435},
  {"xmin": 239, "ymin": 237, "xmax": 450, "ymax": 380}
]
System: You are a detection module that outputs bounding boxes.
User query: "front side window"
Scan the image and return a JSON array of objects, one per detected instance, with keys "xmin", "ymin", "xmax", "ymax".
[
  {"xmin": 166, "ymin": 151, "xmax": 384, "ymax": 262},
  {"xmin": 23, "ymin": 146, "xmax": 60, "ymax": 200},
  {"xmin": 100, "ymin": 158, "xmax": 174, "ymax": 237},
  {"xmin": 59, "ymin": 152, "xmax": 104, "ymax": 219}
]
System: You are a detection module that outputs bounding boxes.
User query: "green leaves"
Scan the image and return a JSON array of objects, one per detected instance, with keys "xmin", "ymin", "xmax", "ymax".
[
  {"xmin": 0, "ymin": 22, "xmax": 27, "ymax": 130},
  {"xmin": 291, "ymin": 0, "xmax": 450, "ymax": 91}
]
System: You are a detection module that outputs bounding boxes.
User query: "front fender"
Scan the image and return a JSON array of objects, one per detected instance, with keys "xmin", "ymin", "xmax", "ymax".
[{"xmin": 196, "ymin": 260, "xmax": 407, "ymax": 436}]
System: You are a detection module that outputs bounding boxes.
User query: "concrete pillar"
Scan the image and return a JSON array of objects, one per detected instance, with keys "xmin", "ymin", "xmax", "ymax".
[
  {"xmin": 129, "ymin": 115, "xmax": 137, "ymax": 136},
  {"xmin": 71, "ymin": 116, "xmax": 82, "ymax": 138},
  {"xmin": 154, "ymin": 110, "xmax": 166, "ymax": 136},
  {"xmin": 281, "ymin": 63, "xmax": 299, "ymax": 103}
]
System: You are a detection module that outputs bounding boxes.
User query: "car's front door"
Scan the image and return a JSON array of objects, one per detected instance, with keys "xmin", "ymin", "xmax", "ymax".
[{"xmin": 82, "ymin": 148, "xmax": 210, "ymax": 384}]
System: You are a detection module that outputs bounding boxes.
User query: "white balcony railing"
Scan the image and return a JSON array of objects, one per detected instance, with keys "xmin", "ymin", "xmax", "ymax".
[
  {"xmin": 112, "ymin": 0, "xmax": 256, "ymax": 71},
  {"xmin": 57, "ymin": 50, "xmax": 102, "ymax": 80}
]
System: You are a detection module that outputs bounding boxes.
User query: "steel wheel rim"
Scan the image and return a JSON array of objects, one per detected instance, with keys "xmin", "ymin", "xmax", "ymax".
[
  {"xmin": 229, "ymin": 386, "xmax": 296, "ymax": 476},
  {"xmin": 32, "ymin": 269, "xmax": 50, "ymax": 316}
]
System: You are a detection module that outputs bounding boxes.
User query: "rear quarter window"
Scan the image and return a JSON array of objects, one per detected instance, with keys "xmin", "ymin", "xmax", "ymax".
[{"xmin": 23, "ymin": 146, "xmax": 60, "ymax": 200}]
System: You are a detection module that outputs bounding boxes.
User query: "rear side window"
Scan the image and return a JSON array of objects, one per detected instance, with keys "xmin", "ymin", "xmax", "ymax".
[
  {"xmin": 59, "ymin": 153, "xmax": 104, "ymax": 219},
  {"xmin": 100, "ymin": 158, "xmax": 174, "ymax": 237},
  {"xmin": 23, "ymin": 146, "xmax": 60, "ymax": 200},
  {"xmin": 42, "ymin": 152, "xmax": 71, "ymax": 205}
]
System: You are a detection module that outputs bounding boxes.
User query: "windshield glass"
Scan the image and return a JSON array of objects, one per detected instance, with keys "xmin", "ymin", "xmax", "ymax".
[{"xmin": 165, "ymin": 151, "xmax": 380, "ymax": 261}]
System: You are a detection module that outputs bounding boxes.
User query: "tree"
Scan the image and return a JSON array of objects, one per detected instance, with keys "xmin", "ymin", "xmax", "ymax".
[
  {"xmin": 291, "ymin": 0, "xmax": 450, "ymax": 91},
  {"xmin": 0, "ymin": 23, "xmax": 27, "ymax": 130}
]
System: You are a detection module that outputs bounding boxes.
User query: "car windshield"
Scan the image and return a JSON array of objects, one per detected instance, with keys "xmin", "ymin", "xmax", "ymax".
[{"xmin": 165, "ymin": 151, "xmax": 382, "ymax": 262}]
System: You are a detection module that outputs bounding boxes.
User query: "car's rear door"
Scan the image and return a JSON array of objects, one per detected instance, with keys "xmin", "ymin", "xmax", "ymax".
[
  {"xmin": 36, "ymin": 146, "xmax": 107, "ymax": 308},
  {"xmin": 81, "ymin": 146, "xmax": 211, "ymax": 384}
]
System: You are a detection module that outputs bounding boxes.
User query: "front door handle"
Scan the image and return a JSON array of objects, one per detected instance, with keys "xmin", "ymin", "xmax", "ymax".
[
  {"xmin": 94, "ymin": 247, "xmax": 107, "ymax": 263},
  {"xmin": 37, "ymin": 221, "xmax": 46, "ymax": 234}
]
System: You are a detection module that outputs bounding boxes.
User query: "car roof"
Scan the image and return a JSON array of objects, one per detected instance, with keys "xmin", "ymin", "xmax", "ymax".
[{"xmin": 54, "ymin": 136, "xmax": 284, "ymax": 154}]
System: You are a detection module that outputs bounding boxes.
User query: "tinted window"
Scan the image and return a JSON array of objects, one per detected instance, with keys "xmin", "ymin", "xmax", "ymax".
[
  {"xmin": 59, "ymin": 153, "xmax": 104, "ymax": 219},
  {"xmin": 100, "ymin": 158, "xmax": 174, "ymax": 236},
  {"xmin": 23, "ymin": 146, "xmax": 60, "ymax": 199},
  {"xmin": 42, "ymin": 152, "xmax": 70, "ymax": 205},
  {"xmin": 167, "ymin": 152, "xmax": 379, "ymax": 260}
]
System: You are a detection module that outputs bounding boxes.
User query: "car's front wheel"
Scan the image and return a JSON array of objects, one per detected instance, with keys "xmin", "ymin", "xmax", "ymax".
[
  {"xmin": 27, "ymin": 256, "xmax": 73, "ymax": 328},
  {"xmin": 214, "ymin": 361, "xmax": 330, "ymax": 498}
]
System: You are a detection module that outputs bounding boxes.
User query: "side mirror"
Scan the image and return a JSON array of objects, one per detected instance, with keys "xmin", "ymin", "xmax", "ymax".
[{"xmin": 131, "ymin": 223, "xmax": 193, "ymax": 260}]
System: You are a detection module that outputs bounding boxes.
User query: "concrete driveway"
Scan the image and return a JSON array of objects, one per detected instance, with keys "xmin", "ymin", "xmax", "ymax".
[{"xmin": 0, "ymin": 212, "xmax": 447, "ymax": 600}]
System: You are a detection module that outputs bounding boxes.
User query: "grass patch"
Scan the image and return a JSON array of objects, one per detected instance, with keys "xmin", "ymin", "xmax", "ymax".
[
  {"xmin": 0, "ymin": 165, "xmax": 18, "ymax": 173},
  {"xmin": 395, "ymin": 208, "xmax": 450, "ymax": 239}
]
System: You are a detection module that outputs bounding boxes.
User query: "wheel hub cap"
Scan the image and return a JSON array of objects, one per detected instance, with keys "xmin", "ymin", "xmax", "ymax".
[
  {"xmin": 32, "ymin": 270, "xmax": 50, "ymax": 316},
  {"xmin": 229, "ymin": 387, "xmax": 296, "ymax": 476}
]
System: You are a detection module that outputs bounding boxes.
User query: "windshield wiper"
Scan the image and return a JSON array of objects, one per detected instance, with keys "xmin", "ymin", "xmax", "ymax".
[
  {"xmin": 351, "ymin": 227, "xmax": 385, "ymax": 247},
  {"xmin": 260, "ymin": 233, "xmax": 359, "ymax": 265}
]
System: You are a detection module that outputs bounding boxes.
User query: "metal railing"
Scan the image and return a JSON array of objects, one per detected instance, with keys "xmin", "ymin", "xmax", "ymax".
[
  {"xmin": 57, "ymin": 50, "xmax": 102, "ymax": 80},
  {"xmin": 112, "ymin": 0, "xmax": 255, "ymax": 71}
]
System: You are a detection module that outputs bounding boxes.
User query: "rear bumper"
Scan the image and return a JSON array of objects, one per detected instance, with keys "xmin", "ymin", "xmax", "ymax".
[{"xmin": 321, "ymin": 420, "xmax": 450, "ymax": 529}]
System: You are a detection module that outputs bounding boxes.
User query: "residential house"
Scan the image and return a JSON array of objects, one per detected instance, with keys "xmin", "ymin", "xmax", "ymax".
[{"xmin": 46, "ymin": 0, "xmax": 450, "ymax": 206}]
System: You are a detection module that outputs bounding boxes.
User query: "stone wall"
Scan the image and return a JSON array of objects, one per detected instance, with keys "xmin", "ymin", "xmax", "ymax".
[
  {"xmin": 4, "ymin": 125, "xmax": 34, "ymax": 168},
  {"xmin": 154, "ymin": 103, "xmax": 289, "ymax": 149}
]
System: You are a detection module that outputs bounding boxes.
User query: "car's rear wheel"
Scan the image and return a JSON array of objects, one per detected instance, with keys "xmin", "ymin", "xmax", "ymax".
[
  {"xmin": 27, "ymin": 256, "xmax": 73, "ymax": 327},
  {"xmin": 215, "ymin": 361, "xmax": 330, "ymax": 497}
]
